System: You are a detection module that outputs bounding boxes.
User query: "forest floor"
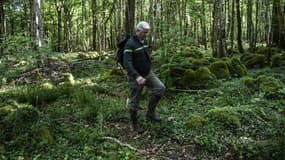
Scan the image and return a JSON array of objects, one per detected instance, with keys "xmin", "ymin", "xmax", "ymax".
[{"xmin": 0, "ymin": 50, "xmax": 285, "ymax": 160}]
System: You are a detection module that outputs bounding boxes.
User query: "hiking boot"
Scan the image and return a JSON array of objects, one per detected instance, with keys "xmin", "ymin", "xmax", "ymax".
[
  {"xmin": 130, "ymin": 110, "xmax": 145, "ymax": 133},
  {"xmin": 146, "ymin": 95, "xmax": 162, "ymax": 122}
]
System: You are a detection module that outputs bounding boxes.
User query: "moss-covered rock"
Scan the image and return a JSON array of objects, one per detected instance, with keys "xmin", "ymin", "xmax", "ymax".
[
  {"xmin": 229, "ymin": 57, "xmax": 247, "ymax": 77},
  {"xmin": 179, "ymin": 69, "xmax": 195, "ymax": 87},
  {"xmin": 205, "ymin": 107, "xmax": 241, "ymax": 129},
  {"xmin": 256, "ymin": 75, "xmax": 285, "ymax": 99},
  {"xmin": 191, "ymin": 58, "xmax": 211, "ymax": 70},
  {"xmin": 240, "ymin": 54, "xmax": 267, "ymax": 68},
  {"xmin": 193, "ymin": 67, "xmax": 218, "ymax": 89},
  {"xmin": 242, "ymin": 77, "xmax": 257, "ymax": 90},
  {"xmin": 186, "ymin": 114, "xmax": 205, "ymax": 128},
  {"xmin": 179, "ymin": 46, "xmax": 204, "ymax": 59},
  {"xmin": 0, "ymin": 104, "xmax": 39, "ymax": 140},
  {"xmin": 77, "ymin": 51, "xmax": 100, "ymax": 59},
  {"xmin": 208, "ymin": 61, "xmax": 231, "ymax": 79},
  {"xmin": 58, "ymin": 72, "xmax": 75, "ymax": 85}
]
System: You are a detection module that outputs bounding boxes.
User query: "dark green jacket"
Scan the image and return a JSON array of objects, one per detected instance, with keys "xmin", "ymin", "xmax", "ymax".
[{"xmin": 123, "ymin": 35, "xmax": 151, "ymax": 79}]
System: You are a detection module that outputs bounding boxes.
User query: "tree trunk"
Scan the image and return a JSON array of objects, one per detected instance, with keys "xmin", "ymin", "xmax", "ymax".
[
  {"xmin": 0, "ymin": 0, "xmax": 4, "ymax": 56},
  {"xmin": 125, "ymin": 0, "xmax": 135, "ymax": 36},
  {"xmin": 212, "ymin": 0, "xmax": 218, "ymax": 57},
  {"xmin": 63, "ymin": 1, "xmax": 73, "ymax": 53},
  {"xmin": 218, "ymin": 0, "xmax": 227, "ymax": 57},
  {"xmin": 30, "ymin": 0, "xmax": 43, "ymax": 50},
  {"xmin": 254, "ymin": 0, "xmax": 259, "ymax": 49},
  {"xmin": 271, "ymin": 0, "xmax": 281, "ymax": 47},
  {"xmin": 247, "ymin": 0, "xmax": 253, "ymax": 50},
  {"xmin": 92, "ymin": 0, "xmax": 97, "ymax": 50},
  {"xmin": 55, "ymin": 0, "xmax": 62, "ymax": 52},
  {"xmin": 230, "ymin": 0, "xmax": 235, "ymax": 55},
  {"xmin": 264, "ymin": 0, "xmax": 270, "ymax": 45},
  {"xmin": 202, "ymin": 0, "xmax": 207, "ymax": 49},
  {"xmin": 236, "ymin": 0, "xmax": 244, "ymax": 53}
]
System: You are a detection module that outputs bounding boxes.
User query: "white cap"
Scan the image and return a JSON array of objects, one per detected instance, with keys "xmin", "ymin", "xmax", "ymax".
[{"xmin": 136, "ymin": 21, "xmax": 150, "ymax": 31}]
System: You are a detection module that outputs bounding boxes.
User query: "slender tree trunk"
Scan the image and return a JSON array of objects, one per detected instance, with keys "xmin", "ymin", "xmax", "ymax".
[
  {"xmin": 236, "ymin": 0, "xmax": 244, "ymax": 53},
  {"xmin": 202, "ymin": 0, "xmax": 207, "ymax": 49},
  {"xmin": 264, "ymin": 0, "xmax": 270, "ymax": 45},
  {"xmin": 212, "ymin": 0, "xmax": 218, "ymax": 57},
  {"xmin": 63, "ymin": 2, "xmax": 73, "ymax": 53},
  {"xmin": 125, "ymin": 0, "xmax": 135, "ymax": 35},
  {"xmin": 0, "ymin": 0, "xmax": 5, "ymax": 56},
  {"xmin": 82, "ymin": 0, "xmax": 86, "ymax": 51},
  {"xmin": 92, "ymin": 0, "xmax": 97, "ymax": 50},
  {"xmin": 247, "ymin": 0, "xmax": 253, "ymax": 50},
  {"xmin": 218, "ymin": 0, "xmax": 227, "ymax": 57},
  {"xmin": 55, "ymin": 1, "xmax": 62, "ymax": 52},
  {"xmin": 254, "ymin": 0, "xmax": 259, "ymax": 49},
  {"xmin": 30, "ymin": 0, "xmax": 43, "ymax": 50},
  {"xmin": 230, "ymin": 0, "xmax": 235, "ymax": 55}
]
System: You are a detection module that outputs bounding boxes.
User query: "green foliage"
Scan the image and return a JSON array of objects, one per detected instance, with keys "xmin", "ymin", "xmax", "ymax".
[
  {"xmin": 256, "ymin": 75, "xmax": 285, "ymax": 99},
  {"xmin": 73, "ymin": 88, "xmax": 100, "ymax": 122},
  {"xmin": 271, "ymin": 53, "xmax": 285, "ymax": 67},
  {"xmin": 229, "ymin": 57, "xmax": 248, "ymax": 77},
  {"xmin": 240, "ymin": 53, "xmax": 267, "ymax": 68},
  {"xmin": 186, "ymin": 114, "xmax": 205, "ymax": 128},
  {"xmin": 208, "ymin": 60, "xmax": 231, "ymax": 79},
  {"xmin": 205, "ymin": 107, "xmax": 241, "ymax": 129}
]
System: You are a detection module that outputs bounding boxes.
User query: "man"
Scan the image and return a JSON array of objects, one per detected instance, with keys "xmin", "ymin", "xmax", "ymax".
[{"xmin": 123, "ymin": 21, "xmax": 165, "ymax": 133}]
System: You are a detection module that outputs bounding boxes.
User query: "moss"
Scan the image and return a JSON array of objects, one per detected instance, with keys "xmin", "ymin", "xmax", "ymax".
[
  {"xmin": 180, "ymin": 46, "xmax": 204, "ymax": 59},
  {"xmin": 58, "ymin": 72, "xmax": 75, "ymax": 85},
  {"xmin": 205, "ymin": 107, "xmax": 241, "ymax": 129},
  {"xmin": 229, "ymin": 57, "xmax": 247, "ymax": 77},
  {"xmin": 35, "ymin": 124, "xmax": 55, "ymax": 144},
  {"xmin": 186, "ymin": 114, "xmax": 205, "ymax": 128},
  {"xmin": 240, "ymin": 54, "xmax": 267, "ymax": 68},
  {"xmin": 191, "ymin": 58, "xmax": 211, "ymax": 70},
  {"xmin": 179, "ymin": 69, "xmax": 195, "ymax": 87},
  {"xmin": 0, "ymin": 145, "xmax": 5, "ymax": 154},
  {"xmin": 256, "ymin": 75, "xmax": 284, "ymax": 99},
  {"xmin": 208, "ymin": 61, "xmax": 231, "ymax": 79},
  {"xmin": 77, "ymin": 51, "xmax": 100, "ymax": 59},
  {"xmin": 242, "ymin": 77, "xmax": 257, "ymax": 90},
  {"xmin": 194, "ymin": 67, "xmax": 218, "ymax": 89}
]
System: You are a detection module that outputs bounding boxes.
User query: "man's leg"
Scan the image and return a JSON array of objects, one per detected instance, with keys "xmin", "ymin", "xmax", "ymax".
[
  {"xmin": 127, "ymin": 76, "xmax": 145, "ymax": 133},
  {"xmin": 145, "ymin": 71, "xmax": 166, "ymax": 121}
]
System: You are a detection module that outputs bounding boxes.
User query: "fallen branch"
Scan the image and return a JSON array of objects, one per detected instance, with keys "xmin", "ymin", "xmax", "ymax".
[
  {"xmin": 103, "ymin": 136, "xmax": 147, "ymax": 155},
  {"xmin": 169, "ymin": 88, "xmax": 209, "ymax": 93}
]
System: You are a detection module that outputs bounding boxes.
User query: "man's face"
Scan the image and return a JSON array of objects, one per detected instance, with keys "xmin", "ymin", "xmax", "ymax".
[{"xmin": 137, "ymin": 29, "xmax": 149, "ymax": 39}]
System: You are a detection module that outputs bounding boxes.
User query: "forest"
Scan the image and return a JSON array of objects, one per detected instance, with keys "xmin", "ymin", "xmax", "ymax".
[{"xmin": 0, "ymin": 0, "xmax": 285, "ymax": 159}]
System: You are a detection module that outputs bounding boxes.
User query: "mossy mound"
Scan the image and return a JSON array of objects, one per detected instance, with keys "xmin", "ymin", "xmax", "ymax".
[
  {"xmin": 242, "ymin": 77, "xmax": 257, "ymax": 90},
  {"xmin": 228, "ymin": 57, "xmax": 247, "ymax": 77},
  {"xmin": 178, "ymin": 46, "xmax": 204, "ymax": 59},
  {"xmin": 191, "ymin": 58, "xmax": 211, "ymax": 70},
  {"xmin": 271, "ymin": 53, "xmax": 285, "ymax": 67},
  {"xmin": 179, "ymin": 67, "xmax": 218, "ymax": 89},
  {"xmin": 0, "ymin": 103, "xmax": 55, "ymax": 149},
  {"xmin": 205, "ymin": 107, "xmax": 241, "ymax": 129},
  {"xmin": 240, "ymin": 54, "xmax": 267, "ymax": 68},
  {"xmin": 208, "ymin": 61, "xmax": 231, "ymax": 79},
  {"xmin": 77, "ymin": 51, "xmax": 100, "ymax": 60},
  {"xmin": 57, "ymin": 72, "xmax": 75, "ymax": 85},
  {"xmin": 255, "ymin": 75, "xmax": 285, "ymax": 99},
  {"xmin": 186, "ymin": 114, "xmax": 205, "ymax": 128}
]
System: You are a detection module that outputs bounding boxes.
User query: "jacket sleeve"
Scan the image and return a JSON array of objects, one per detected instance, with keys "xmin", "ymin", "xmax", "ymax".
[{"xmin": 123, "ymin": 41, "xmax": 140, "ymax": 79}]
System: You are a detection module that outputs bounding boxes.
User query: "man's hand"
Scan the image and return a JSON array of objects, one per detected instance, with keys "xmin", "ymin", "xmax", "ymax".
[{"xmin": 136, "ymin": 76, "xmax": 146, "ymax": 85}]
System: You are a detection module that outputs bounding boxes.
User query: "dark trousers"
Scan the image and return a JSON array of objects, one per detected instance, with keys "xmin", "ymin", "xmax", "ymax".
[{"xmin": 127, "ymin": 71, "xmax": 165, "ymax": 111}]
